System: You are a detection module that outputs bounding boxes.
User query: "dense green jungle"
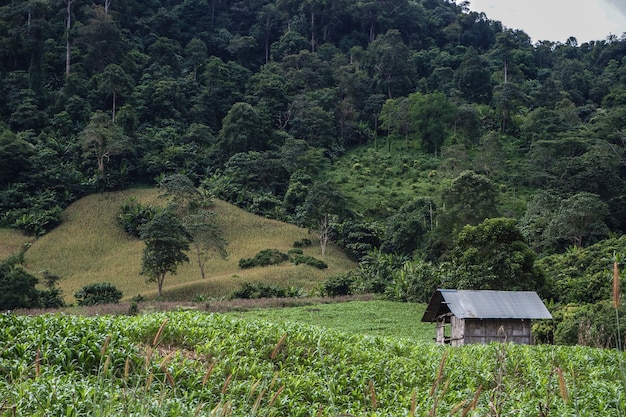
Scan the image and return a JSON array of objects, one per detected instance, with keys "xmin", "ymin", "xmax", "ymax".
[{"xmin": 1, "ymin": 0, "xmax": 626, "ymax": 346}]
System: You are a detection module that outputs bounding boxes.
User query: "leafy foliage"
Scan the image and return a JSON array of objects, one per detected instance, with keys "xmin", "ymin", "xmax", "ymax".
[
  {"xmin": 139, "ymin": 210, "xmax": 191, "ymax": 297},
  {"xmin": 537, "ymin": 236, "xmax": 626, "ymax": 304},
  {"xmin": 239, "ymin": 249, "xmax": 289, "ymax": 269},
  {"xmin": 2, "ymin": 0, "xmax": 626, "ymax": 325},
  {"xmin": 354, "ymin": 250, "xmax": 408, "ymax": 294},
  {"xmin": 0, "ymin": 254, "xmax": 40, "ymax": 310},
  {"xmin": 384, "ymin": 260, "xmax": 439, "ymax": 303},
  {"xmin": 320, "ymin": 273, "xmax": 357, "ymax": 297},
  {"xmin": 290, "ymin": 254, "xmax": 328, "ymax": 269},
  {"xmin": 443, "ymin": 218, "xmax": 544, "ymax": 291},
  {"xmin": 117, "ymin": 198, "xmax": 158, "ymax": 238},
  {"xmin": 74, "ymin": 282, "xmax": 123, "ymax": 306},
  {"xmin": 230, "ymin": 282, "xmax": 302, "ymax": 299}
]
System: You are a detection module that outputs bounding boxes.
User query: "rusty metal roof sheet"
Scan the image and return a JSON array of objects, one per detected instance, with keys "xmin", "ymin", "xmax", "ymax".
[{"xmin": 421, "ymin": 289, "xmax": 552, "ymax": 322}]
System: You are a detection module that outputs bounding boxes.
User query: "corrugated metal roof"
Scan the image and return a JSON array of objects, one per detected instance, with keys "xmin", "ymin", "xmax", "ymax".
[{"xmin": 421, "ymin": 289, "xmax": 552, "ymax": 322}]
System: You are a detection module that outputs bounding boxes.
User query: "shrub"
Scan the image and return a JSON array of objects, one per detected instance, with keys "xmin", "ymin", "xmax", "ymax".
[
  {"xmin": 74, "ymin": 282, "xmax": 123, "ymax": 306},
  {"xmin": 320, "ymin": 273, "xmax": 356, "ymax": 296},
  {"xmin": 383, "ymin": 260, "xmax": 438, "ymax": 302},
  {"xmin": 551, "ymin": 302, "xmax": 626, "ymax": 348},
  {"xmin": 290, "ymin": 254, "xmax": 328, "ymax": 269},
  {"xmin": 288, "ymin": 248, "xmax": 304, "ymax": 255},
  {"xmin": 239, "ymin": 249, "xmax": 289, "ymax": 269},
  {"xmin": 230, "ymin": 282, "xmax": 302, "ymax": 299},
  {"xmin": 0, "ymin": 254, "xmax": 40, "ymax": 310},
  {"xmin": 13, "ymin": 206, "xmax": 63, "ymax": 236},
  {"xmin": 117, "ymin": 198, "xmax": 158, "ymax": 238},
  {"xmin": 39, "ymin": 271, "xmax": 65, "ymax": 309},
  {"xmin": 293, "ymin": 238, "xmax": 312, "ymax": 248}
]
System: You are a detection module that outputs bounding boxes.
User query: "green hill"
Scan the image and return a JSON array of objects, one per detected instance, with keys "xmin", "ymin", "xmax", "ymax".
[{"xmin": 14, "ymin": 188, "xmax": 356, "ymax": 303}]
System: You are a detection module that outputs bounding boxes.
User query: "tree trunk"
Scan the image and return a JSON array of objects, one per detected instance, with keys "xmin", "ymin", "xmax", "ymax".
[
  {"xmin": 317, "ymin": 214, "xmax": 331, "ymax": 256},
  {"xmin": 195, "ymin": 244, "xmax": 206, "ymax": 280},
  {"xmin": 157, "ymin": 273, "xmax": 165, "ymax": 297},
  {"xmin": 65, "ymin": 0, "xmax": 74, "ymax": 76},
  {"xmin": 104, "ymin": 0, "xmax": 111, "ymax": 18},
  {"xmin": 111, "ymin": 91, "xmax": 116, "ymax": 123},
  {"xmin": 310, "ymin": 10, "xmax": 315, "ymax": 52}
]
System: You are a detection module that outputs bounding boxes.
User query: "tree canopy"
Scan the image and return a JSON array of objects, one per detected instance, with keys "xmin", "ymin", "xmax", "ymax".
[
  {"xmin": 1, "ymin": 0, "xmax": 626, "ymax": 332},
  {"xmin": 444, "ymin": 217, "xmax": 544, "ymax": 292}
]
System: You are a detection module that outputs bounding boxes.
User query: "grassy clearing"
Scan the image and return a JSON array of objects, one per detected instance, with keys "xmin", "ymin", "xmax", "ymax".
[
  {"xmin": 19, "ymin": 189, "xmax": 356, "ymax": 303},
  {"xmin": 229, "ymin": 299, "xmax": 435, "ymax": 343}
]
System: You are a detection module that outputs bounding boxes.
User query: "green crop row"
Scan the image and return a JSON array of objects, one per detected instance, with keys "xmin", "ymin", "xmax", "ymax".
[{"xmin": 1, "ymin": 311, "xmax": 625, "ymax": 416}]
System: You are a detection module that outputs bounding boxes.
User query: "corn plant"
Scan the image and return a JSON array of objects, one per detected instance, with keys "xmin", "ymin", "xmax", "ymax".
[{"xmin": 1, "ymin": 311, "xmax": 625, "ymax": 416}]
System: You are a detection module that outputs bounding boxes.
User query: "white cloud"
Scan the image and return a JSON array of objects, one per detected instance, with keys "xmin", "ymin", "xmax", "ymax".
[{"xmin": 467, "ymin": 0, "xmax": 626, "ymax": 43}]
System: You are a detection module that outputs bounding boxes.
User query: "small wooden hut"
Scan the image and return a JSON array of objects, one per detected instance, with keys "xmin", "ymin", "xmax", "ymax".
[{"xmin": 421, "ymin": 289, "xmax": 552, "ymax": 346}]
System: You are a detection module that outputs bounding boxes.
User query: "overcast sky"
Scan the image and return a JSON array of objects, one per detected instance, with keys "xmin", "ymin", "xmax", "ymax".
[{"xmin": 467, "ymin": 0, "xmax": 626, "ymax": 44}]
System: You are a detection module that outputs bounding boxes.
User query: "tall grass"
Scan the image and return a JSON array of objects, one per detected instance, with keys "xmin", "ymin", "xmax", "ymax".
[
  {"xmin": 0, "ymin": 229, "xmax": 33, "ymax": 260},
  {"xmin": 19, "ymin": 189, "xmax": 356, "ymax": 303}
]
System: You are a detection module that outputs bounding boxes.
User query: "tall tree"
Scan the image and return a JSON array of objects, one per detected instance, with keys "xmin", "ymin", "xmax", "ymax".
[
  {"xmin": 445, "ymin": 217, "xmax": 544, "ymax": 291},
  {"xmin": 455, "ymin": 46, "xmax": 491, "ymax": 103},
  {"xmin": 545, "ymin": 192, "xmax": 609, "ymax": 248},
  {"xmin": 79, "ymin": 110, "xmax": 130, "ymax": 174},
  {"xmin": 408, "ymin": 91, "xmax": 457, "ymax": 155},
  {"xmin": 439, "ymin": 170, "xmax": 499, "ymax": 237},
  {"xmin": 184, "ymin": 38, "xmax": 208, "ymax": 81},
  {"xmin": 379, "ymin": 96, "xmax": 412, "ymax": 146},
  {"xmin": 382, "ymin": 197, "xmax": 436, "ymax": 256},
  {"xmin": 78, "ymin": 4, "xmax": 124, "ymax": 74},
  {"xmin": 366, "ymin": 29, "xmax": 414, "ymax": 99},
  {"xmin": 139, "ymin": 209, "xmax": 191, "ymax": 297},
  {"xmin": 159, "ymin": 174, "xmax": 228, "ymax": 279},
  {"xmin": 64, "ymin": 0, "xmax": 77, "ymax": 76},
  {"xmin": 0, "ymin": 130, "xmax": 34, "ymax": 185},
  {"xmin": 183, "ymin": 210, "xmax": 227, "ymax": 280},
  {"xmin": 219, "ymin": 102, "xmax": 269, "ymax": 154},
  {"xmin": 99, "ymin": 64, "xmax": 133, "ymax": 122},
  {"xmin": 298, "ymin": 180, "xmax": 352, "ymax": 256}
]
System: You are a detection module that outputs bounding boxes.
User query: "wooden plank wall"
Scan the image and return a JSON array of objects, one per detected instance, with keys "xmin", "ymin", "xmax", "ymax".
[{"xmin": 463, "ymin": 319, "xmax": 532, "ymax": 345}]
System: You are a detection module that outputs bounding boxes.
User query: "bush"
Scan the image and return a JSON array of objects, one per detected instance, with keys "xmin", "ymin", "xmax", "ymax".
[
  {"xmin": 383, "ymin": 260, "xmax": 438, "ymax": 302},
  {"xmin": 117, "ymin": 198, "xmax": 158, "ymax": 238},
  {"xmin": 239, "ymin": 249, "xmax": 289, "ymax": 269},
  {"xmin": 230, "ymin": 282, "xmax": 302, "ymax": 299},
  {"xmin": 290, "ymin": 254, "xmax": 328, "ymax": 269},
  {"xmin": 320, "ymin": 273, "xmax": 356, "ymax": 296},
  {"xmin": 39, "ymin": 270, "xmax": 65, "ymax": 308},
  {"xmin": 74, "ymin": 282, "xmax": 123, "ymax": 306},
  {"xmin": 0, "ymin": 254, "xmax": 40, "ymax": 310},
  {"xmin": 13, "ymin": 206, "xmax": 63, "ymax": 236},
  {"xmin": 293, "ymin": 238, "xmax": 312, "ymax": 248},
  {"xmin": 355, "ymin": 250, "xmax": 408, "ymax": 294},
  {"xmin": 551, "ymin": 302, "xmax": 626, "ymax": 348}
]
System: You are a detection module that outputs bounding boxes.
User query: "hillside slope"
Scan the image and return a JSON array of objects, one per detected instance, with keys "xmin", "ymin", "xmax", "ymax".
[{"xmin": 19, "ymin": 188, "xmax": 356, "ymax": 302}]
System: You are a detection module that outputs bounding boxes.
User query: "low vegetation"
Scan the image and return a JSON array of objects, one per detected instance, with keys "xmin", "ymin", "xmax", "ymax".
[
  {"xmin": 0, "ymin": 310, "xmax": 624, "ymax": 416},
  {"xmin": 13, "ymin": 188, "xmax": 355, "ymax": 304},
  {"xmin": 229, "ymin": 300, "xmax": 434, "ymax": 342}
]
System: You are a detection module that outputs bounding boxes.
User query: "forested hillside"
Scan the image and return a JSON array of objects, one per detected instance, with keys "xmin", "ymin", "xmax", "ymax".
[{"xmin": 1, "ymin": 0, "xmax": 626, "ymax": 343}]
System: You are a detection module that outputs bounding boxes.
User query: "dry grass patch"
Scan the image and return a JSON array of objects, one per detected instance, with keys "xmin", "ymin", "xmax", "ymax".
[
  {"xmin": 22, "ymin": 189, "xmax": 357, "ymax": 303},
  {"xmin": 0, "ymin": 228, "xmax": 33, "ymax": 260}
]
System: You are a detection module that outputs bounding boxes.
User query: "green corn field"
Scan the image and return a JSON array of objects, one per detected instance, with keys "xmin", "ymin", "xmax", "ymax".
[{"xmin": 1, "ymin": 310, "xmax": 624, "ymax": 416}]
